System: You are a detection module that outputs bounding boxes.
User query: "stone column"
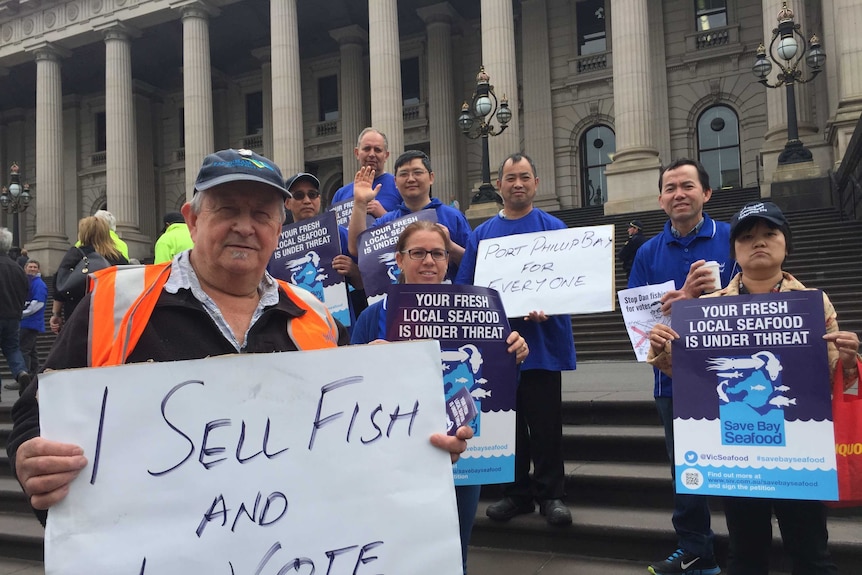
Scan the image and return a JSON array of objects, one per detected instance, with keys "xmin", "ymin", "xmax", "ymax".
[
  {"xmin": 330, "ymin": 25, "xmax": 369, "ymax": 181},
  {"xmin": 417, "ymin": 3, "xmax": 460, "ymax": 205},
  {"xmin": 104, "ymin": 25, "xmax": 146, "ymax": 257},
  {"xmin": 180, "ymin": 3, "xmax": 216, "ymax": 200},
  {"xmin": 270, "ymin": 0, "xmax": 304, "ymax": 173},
  {"xmin": 368, "ymin": 0, "xmax": 404, "ymax": 160},
  {"xmin": 602, "ymin": 0, "xmax": 661, "ymax": 215},
  {"xmin": 252, "ymin": 47, "xmax": 273, "ymax": 160},
  {"xmin": 480, "ymin": 0, "xmax": 519, "ymax": 167},
  {"xmin": 26, "ymin": 43, "xmax": 69, "ymax": 271},
  {"xmin": 520, "ymin": 0, "xmax": 558, "ymax": 210},
  {"xmin": 829, "ymin": 0, "xmax": 862, "ymax": 161}
]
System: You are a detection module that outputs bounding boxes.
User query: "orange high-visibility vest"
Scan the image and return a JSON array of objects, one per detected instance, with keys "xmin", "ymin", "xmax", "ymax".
[{"xmin": 86, "ymin": 263, "xmax": 339, "ymax": 367}]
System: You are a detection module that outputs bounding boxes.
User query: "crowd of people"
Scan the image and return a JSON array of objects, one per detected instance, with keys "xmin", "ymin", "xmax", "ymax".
[{"xmin": 1, "ymin": 129, "xmax": 858, "ymax": 575}]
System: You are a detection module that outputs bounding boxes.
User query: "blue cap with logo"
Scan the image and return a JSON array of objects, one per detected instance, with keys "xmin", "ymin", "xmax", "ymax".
[
  {"xmin": 194, "ymin": 149, "xmax": 291, "ymax": 199},
  {"xmin": 729, "ymin": 201, "xmax": 788, "ymax": 239}
]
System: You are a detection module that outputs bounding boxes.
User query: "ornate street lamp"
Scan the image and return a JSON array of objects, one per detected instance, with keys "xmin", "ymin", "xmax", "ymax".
[
  {"xmin": 457, "ymin": 66, "xmax": 512, "ymax": 204},
  {"xmin": 752, "ymin": 2, "xmax": 826, "ymax": 165},
  {"xmin": 0, "ymin": 163, "xmax": 32, "ymax": 246}
]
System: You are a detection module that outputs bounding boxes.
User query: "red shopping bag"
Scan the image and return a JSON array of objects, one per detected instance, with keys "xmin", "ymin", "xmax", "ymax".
[{"xmin": 830, "ymin": 358, "xmax": 862, "ymax": 507}]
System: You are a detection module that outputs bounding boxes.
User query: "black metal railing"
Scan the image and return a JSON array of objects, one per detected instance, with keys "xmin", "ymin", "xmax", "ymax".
[{"xmin": 831, "ymin": 114, "xmax": 862, "ymax": 221}]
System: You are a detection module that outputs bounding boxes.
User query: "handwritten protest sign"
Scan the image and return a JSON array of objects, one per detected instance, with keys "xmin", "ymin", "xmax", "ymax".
[
  {"xmin": 617, "ymin": 280, "xmax": 674, "ymax": 361},
  {"xmin": 671, "ymin": 291, "xmax": 838, "ymax": 500},
  {"xmin": 39, "ymin": 342, "xmax": 463, "ymax": 574},
  {"xmin": 357, "ymin": 210, "xmax": 438, "ymax": 304},
  {"xmin": 269, "ymin": 211, "xmax": 351, "ymax": 326},
  {"xmin": 472, "ymin": 225, "xmax": 615, "ymax": 317},
  {"xmin": 385, "ymin": 284, "xmax": 517, "ymax": 485}
]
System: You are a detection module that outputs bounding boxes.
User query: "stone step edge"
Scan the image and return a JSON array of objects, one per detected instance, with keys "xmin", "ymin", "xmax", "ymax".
[{"xmin": 472, "ymin": 502, "xmax": 862, "ymax": 549}]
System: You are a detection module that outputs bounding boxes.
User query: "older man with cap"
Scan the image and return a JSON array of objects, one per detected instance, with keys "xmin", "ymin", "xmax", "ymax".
[
  {"xmin": 7, "ymin": 148, "xmax": 471, "ymax": 526},
  {"xmin": 617, "ymin": 219, "xmax": 648, "ymax": 279},
  {"xmin": 153, "ymin": 211, "xmax": 194, "ymax": 264}
]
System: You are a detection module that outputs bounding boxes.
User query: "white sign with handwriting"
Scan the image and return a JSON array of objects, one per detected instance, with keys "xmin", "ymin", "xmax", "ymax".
[
  {"xmin": 39, "ymin": 342, "xmax": 462, "ymax": 575},
  {"xmin": 472, "ymin": 225, "xmax": 616, "ymax": 317}
]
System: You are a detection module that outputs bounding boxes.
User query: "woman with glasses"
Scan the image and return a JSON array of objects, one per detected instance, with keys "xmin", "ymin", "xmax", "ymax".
[{"xmin": 351, "ymin": 220, "xmax": 528, "ymax": 574}]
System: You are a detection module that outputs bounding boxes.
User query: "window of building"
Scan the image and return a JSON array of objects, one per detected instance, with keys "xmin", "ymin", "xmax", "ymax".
[
  {"xmin": 697, "ymin": 105, "xmax": 740, "ymax": 190},
  {"xmin": 401, "ymin": 57, "xmax": 420, "ymax": 106},
  {"xmin": 318, "ymin": 75, "xmax": 339, "ymax": 122},
  {"xmin": 580, "ymin": 125, "xmax": 615, "ymax": 206},
  {"xmin": 95, "ymin": 112, "xmax": 107, "ymax": 152},
  {"xmin": 695, "ymin": 0, "xmax": 727, "ymax": 31},
  {"xmin": 246, "ymin": 91, "xmax": 264, "ymax": 135},
  {"xmin": 577, "ymin": 0, "xmax": 606, "ymax": 55}
]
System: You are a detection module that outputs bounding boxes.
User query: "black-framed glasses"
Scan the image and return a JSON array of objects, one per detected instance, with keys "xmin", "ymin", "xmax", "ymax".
[
  {"xmin": 401, "ymin": 248, "xmax": 449, "ymax": 261},
  {"xmin": 395, "ymin": 169, "xmax": 429, "ymax": 179},
  {"xmin": 291, "ymin": 190, "xmax": 320, "ymax": 201}
]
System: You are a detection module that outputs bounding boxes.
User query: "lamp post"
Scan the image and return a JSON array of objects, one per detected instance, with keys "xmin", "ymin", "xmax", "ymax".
[
  {"xmin": 457, "ymin": 66, "xmax": 512, "ymax": 204},
  {"xmin": 752, "ymin": 2, "xmax": 826, "ymax": 165},
  {"xmin": 0, "ymin": 163, "xmax": 32, "ymax": 247}
]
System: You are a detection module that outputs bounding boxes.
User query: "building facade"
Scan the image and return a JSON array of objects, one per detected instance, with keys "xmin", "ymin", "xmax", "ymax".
[{"xmin": 0, "ymin": 0, "xmax": 859, "ymax": 267}]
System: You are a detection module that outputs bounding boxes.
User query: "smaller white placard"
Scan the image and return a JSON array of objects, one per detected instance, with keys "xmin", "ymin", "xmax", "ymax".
[
  {"xmin": 472, "ymin": 225, "xmax": 615, "ymax": 317},
  {"xmin": 617, "ymin": 280, "xmax": 675, "ymax": 361}
]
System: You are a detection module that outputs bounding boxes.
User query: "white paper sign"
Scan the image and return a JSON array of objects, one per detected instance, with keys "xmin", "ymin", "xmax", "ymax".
[
  {"xmin": 617, "ymin": 281, "xmax": 675, "ymax": 361},
  {"xmin": 39, "ymin": 342, "xmax": 463, "ymax": 575},
  {"xmin": 472, "ymin": 225, "xmax": 615, "ymax": 317}
]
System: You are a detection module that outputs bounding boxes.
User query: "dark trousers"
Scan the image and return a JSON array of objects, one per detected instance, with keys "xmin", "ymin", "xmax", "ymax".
[
  {"xmin": 504, "ymin": 369, "xmax": 565, "ymax": 501},
  {"xmin": 724, "ymin": 497, "xmax": 836, "ymax": 575},
  {"xmin": 19, "ymin": 327, "xmax": 40, "ymax": 375},
  {"xmin": 655, "ymin": 396, "xmax": 715, "ymax": 558},
  {"xmin": 455, "ymin": 484, "xmax": 481, "ymax": 574},
  {"xmin": 0, "ymin": 318, "xmax": 28, "ymax": 389}
]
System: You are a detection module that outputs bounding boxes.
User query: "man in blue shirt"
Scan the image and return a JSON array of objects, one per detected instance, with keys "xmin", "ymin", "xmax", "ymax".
[
  {"xmin": 455, "ymin": 152, "xmax": 576, "ymax": 527},
  {"xmin": 348, "ymin": 150, "xmax": 471, "ymax": 281},
  {"xmin": 629, "ymin": 158, "xmax": 735, "ymax": 575},
  {"xmin": 19, "ymin": 260, "xmax": 47, "ymax": 388},
  {"xmin": 331, "ymin": 128, "xmax": 402, "ymax": 217}
]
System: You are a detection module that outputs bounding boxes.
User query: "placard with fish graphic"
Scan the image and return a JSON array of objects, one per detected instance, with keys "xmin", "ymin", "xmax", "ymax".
[{"xmin": 670, "ymin": 291, "xmax": 838, "ymax": 500}]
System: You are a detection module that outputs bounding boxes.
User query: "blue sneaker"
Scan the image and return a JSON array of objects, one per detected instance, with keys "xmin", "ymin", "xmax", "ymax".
[{"xmin": 648, "ymin": 548, "xmax": 720, "ymax": 575}]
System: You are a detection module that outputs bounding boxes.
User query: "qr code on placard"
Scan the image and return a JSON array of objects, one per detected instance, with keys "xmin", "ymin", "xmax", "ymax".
[{"xmin": 684, "ymin": 471, "xmax": 701, "ymax": 487}]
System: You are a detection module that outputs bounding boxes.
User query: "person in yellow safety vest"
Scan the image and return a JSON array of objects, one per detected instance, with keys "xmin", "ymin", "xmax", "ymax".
[
  {"xmin": 75, "ymin": 209, "xmax": 129, "ymax": 260},
  {"xmin": 154, "ymin": 211, "xmax": 195, "ymax": 264},
  {"xmin": 7, "ymin": 148, "xmax": 473, "ymax": 526}
]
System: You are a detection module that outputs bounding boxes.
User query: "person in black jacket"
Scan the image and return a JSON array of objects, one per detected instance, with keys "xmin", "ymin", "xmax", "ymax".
[
  {"xmin": 617, "ymin": 219, "xmax": 647, "ymax": 279},
  {"xmin": 0, "ymin": 228, "xmax": 31, "ymax": 396},
  {"xmin": 50, "ymin": 216, "xmax": 129, "ymax": 333}
]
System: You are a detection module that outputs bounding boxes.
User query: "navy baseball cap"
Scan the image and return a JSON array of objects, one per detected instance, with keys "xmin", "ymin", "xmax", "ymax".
[
  {"xmin": 285, "ymin": 172, "xmax": 320, "ymax": 192},
  {"xmin": 730, "ymin": 201, "xmax": 789, "ymax": 239},
  {"xmin": 629, "ymin": 220, "xmax": 644, "ymax": 230},
  {"xmin": 194, "ymin": 149, "xmax": 290, "ymax": 199}
]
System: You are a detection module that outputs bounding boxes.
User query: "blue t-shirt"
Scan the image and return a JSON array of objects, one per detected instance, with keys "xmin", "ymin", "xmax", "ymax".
[
  {"xmin": 455, "ymin": 209, "xmax": 577, "ymax": 372},
  {"xmin": 628, "ymin": 212, "xmax": 735, "ymax": 398},
  {"xmin": 331, "ymin": 172, "xmax": 402, "ymax": 213},
  {"xmin": 351, "ymin": 299, "xmax": 386, "ymax": 345},
  {"xmin": 373, "ymin": 198, "xmax": 471, "ymax": 281}
]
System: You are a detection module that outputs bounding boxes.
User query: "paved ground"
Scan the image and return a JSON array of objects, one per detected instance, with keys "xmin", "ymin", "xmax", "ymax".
[{"xmin": 0, "ymin": 549, "xmax": 654, "ymax": 575}]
